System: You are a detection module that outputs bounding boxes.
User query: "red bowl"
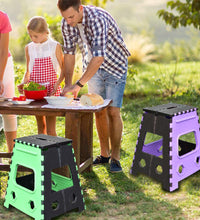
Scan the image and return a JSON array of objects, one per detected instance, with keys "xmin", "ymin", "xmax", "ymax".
[{"xmin": 24, "ymin": 89, "xmax": 47, "ymax": 100}]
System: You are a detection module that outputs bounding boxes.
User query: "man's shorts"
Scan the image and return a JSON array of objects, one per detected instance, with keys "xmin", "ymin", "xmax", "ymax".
[{"xmin": 88, "ymin": 68, "xmax": 127, "ymax": 108}]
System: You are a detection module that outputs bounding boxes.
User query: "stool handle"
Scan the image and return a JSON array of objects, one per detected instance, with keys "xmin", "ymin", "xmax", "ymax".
[
  {"xmin": 17, "ymin": 148, "xmax": 38, "ymax": 156},
  {"xmin": 176, "ymin": 115, "xmax": 196, "ymax": 123}
]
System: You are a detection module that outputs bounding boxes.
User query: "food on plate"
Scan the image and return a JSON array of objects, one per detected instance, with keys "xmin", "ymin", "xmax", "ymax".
[
  {"xmin": 12, "ymin": 95, "xmax": 26, "ymax": 101},
  {"xmin": 44, "ymin": 96, "xmax": 73, "ymax": 106},
  {"xmin": 80, "ymin": 93, "xmax": 104, "ymax": 106},
  {"xmin": 65, "ymin": 93, "xmax": 74, "ymax": 99},
  {"xmin": 10, "ymin": 96, "xmax": 33, "ymax": 105},
  {"xmin": 23, "ymin": 81, "xmax": 46, "ymax": 91}
]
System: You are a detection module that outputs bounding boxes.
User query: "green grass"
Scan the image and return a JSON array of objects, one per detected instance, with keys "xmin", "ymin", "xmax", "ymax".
[{"xmin": 1, "ymin": 61, "xmax": 200, "ymax": 219}]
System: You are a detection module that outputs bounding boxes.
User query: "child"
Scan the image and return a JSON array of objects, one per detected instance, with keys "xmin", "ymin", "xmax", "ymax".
[
  {"xmin": 18, "ymin": 16, "xmax": 64, "ymax": 136},
  {"xmin": 0, "ymin": 11, "xmax": 17, "ymax": 153}
]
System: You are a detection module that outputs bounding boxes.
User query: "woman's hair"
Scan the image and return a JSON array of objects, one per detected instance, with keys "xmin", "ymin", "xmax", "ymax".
[
  {"xmin": 57, "ymin": 0, "xmax": 81, "ymax": 12},
  {"xmin": 27, "ymin": 16, "xmax": 49, "ymax": 34}
]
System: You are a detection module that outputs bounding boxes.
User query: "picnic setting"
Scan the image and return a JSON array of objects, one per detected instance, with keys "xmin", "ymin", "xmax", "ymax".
[{"xmin": 1, "ymin": 0, "xmax": 200, "ymax": 219}]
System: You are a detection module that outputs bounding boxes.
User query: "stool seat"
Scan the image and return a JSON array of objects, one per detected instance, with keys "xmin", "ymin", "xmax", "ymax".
[
  {"xmin": 130, "ymin": 103, "xmax": 200, "ymax": 192},
  {"xmin": 4, "ymin": 134, "xmax": 85, "ymax": 220},
  {"xmin": 143, "ymin": 103, "xmax": 197, "ymax": 116}
]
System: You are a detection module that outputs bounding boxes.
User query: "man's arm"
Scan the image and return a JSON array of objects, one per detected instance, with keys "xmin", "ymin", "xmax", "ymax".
[
  {"xmin": 61, "ymin": 53, "xmax": 76, "ymax": 95},
  {"xmin": 78, "ymin": 56, "xmax": 104, "ymax": 86},
  {"xmin": 61, "ymin": 56, "xmax": 104, "ymax": 97},
  {"xmin": 63, "ymin": 53, "xmax": 75, "ymax": 86}
]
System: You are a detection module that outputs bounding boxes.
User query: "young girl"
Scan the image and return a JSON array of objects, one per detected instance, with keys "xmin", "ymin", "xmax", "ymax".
[
  {"xmin": 18, "ymin": 16, "xmax": 64, "ymax": 136},
  {"xmin": 0, "ymin": 11, "xmax": 17, "ymax": 153}
]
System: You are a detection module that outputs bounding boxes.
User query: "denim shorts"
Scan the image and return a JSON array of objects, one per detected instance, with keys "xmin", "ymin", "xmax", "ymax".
[{"xmin": 88, "ymin": 68, "xmax": 127, "ymax": 108}]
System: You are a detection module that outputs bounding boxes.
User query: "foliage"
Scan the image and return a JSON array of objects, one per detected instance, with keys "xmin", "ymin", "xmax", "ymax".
[
  {"xmin": 125, "ymin": 61, "xmax": 200, "ymax": 99},
  {"xmin": 82, "ymin": 0, "xmax": 114, "ymax": 7},
  {"xmin": 14, "ymin": 64, "xmax": 25, "ymax": 84},
  {"xmin": 156, "ymin": 41, "xmax": 177, "ymax": 63},
  {"xmin": 157, "ymin": 40, "xmax": 196, "ymax": 63},
  {"xmin": 127, "ymin": 64, "xmax": 138, "ymax": 80},
  {"xmin": 45, "ymin": 14, "xmax": 64, "ymax": 45},
  {"xmin": 157, "ymin": 0, "xmax": 200, "ymax": 29},
  {"xmin": 125, "ymin": 34, "xmax": 157, "ymax": 64},
  {"xmin": 153, "ymin": 61, "xmax": 180, "ymax": 97}
]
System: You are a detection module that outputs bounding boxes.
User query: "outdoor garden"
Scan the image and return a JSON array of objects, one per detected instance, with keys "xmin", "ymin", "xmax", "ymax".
[{"xmin": 1, "ymin": 0, "xmax": 200, "ymax": 219}]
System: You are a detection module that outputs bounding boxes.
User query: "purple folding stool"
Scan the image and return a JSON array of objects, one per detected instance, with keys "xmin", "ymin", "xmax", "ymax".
[{"xmin": 130, "ymin": 103, "xmax": 200, "ymax": 192}]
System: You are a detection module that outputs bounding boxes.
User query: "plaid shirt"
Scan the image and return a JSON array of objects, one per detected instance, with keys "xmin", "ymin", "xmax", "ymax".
[{"xmin": 61, "ymin": 5, "xmax": 130, "ymax": 79}]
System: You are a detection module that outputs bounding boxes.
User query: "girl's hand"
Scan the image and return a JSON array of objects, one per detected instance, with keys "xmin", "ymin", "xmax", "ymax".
[
  {"xmin": 50, "ymin": 82, "xmax": 59, "ymax": 96},
  {"xmin": 17, "ymin": 83, "xmax": 24, "ymax": 94}
]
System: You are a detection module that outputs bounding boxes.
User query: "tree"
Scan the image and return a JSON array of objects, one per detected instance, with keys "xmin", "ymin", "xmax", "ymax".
[
  {"xmin": 157, "ymin": 0, "xmax": 200, "ymax": 29},
  {"xmin": 82, "ymin": 0, "xmax": 113, "ymax": 7}
]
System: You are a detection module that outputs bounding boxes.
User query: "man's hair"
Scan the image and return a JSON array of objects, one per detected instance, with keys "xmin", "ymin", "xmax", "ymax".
[{"xmin": 57, "ymin": 0, "xmax": 81, "ymax": 11}]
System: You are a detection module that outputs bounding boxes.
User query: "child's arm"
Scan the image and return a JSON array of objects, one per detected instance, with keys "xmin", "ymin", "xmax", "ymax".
[
  {"xmin": 56, "ymin": 43, "xmax": 64, "ymax": 83},
  {"xmin": 18, "ymin": 46, "xmax": 30, "ymax": 94},
  {"xmin": 51, "ymin": 43, "xmax": 64, "ymax": 95}
]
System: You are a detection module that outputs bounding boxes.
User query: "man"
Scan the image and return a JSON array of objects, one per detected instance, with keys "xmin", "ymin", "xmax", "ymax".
[{"xmin": 57, "ymin": 0, "xmax": 130, "ymax": 173}]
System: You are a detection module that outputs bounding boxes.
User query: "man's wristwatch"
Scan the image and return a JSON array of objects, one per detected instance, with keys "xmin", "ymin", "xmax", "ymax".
[{"xmin": 76, "ymin": 80, "xmax": 84, "ymax": 88}]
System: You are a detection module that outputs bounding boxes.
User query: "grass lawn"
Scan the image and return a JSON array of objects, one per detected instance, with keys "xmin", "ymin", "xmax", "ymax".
[{"xmin": 1, "ymin": 61, "xmax": 200, "ymax": 219}]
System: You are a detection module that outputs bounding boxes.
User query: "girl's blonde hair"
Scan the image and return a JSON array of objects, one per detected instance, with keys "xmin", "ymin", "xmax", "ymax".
[{"xmin": 27, "ymin": 16, "xmax": 49, "ymax": 34}]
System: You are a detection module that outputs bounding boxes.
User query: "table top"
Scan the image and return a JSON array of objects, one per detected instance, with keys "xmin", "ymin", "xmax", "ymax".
[{"xmin": 0, "ymin": 99, "xmax": 112, "ymax": 116}]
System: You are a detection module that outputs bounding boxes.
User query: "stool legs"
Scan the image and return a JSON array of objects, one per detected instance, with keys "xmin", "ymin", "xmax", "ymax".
[
  {"xmin": 131, "ymin": 110, "xmax": 200, "ymax": 192},
  {"xmin": 169, "ymin": 111, "xmax": 200, "ymax": 191},
  {"xmin": 4, "ymin": 135, "xmax": 85, "ymax": 219},
  {"xmin": 131, "ymin": 112, "xmax": 171, "ymax": 191}
]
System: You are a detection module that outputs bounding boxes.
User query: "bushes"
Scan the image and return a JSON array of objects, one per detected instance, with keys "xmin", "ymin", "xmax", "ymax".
[
  {"xmin": 125, "ymin": 34, "xmax": 157, "ymax": 64},
  {"xmin": 153, "ymin": 61, "xmax": 180, "ymax": 97},
  {"xmin": 157, "ymin": 40, "xmax": 200, "ymax": 63},
  {"xmin": 125, "ymin": 33, "xmax": 200, "ymax": 65},
  {"xmin": 125, "ymin": 61, "xmax": 200, "ymax": 99}
]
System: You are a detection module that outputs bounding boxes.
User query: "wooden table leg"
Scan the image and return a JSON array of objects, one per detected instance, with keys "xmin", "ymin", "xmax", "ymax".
[
  {"xmin": 65, "ymin": 112, "xmax": 81, "ymax": 166},
  {"xmin": 79, "ymin": 112, "xmax": 93, "ymax": 172},
  {"xmin": 52, "ymin": 113, "xmax": 81, "ymax": 177},
  {"xmin": 65, "ymin": 112, "xmax": 93, "ymax": 173},
  {"xmin": 0, "ymin": 153, "xmax": 12, "ymax": 171},
  {"xmin": 0, "ymin": 153, "xmax": 31, "ymax": 172}
]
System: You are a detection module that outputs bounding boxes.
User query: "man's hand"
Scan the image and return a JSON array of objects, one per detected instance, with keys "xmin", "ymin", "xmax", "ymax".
[{"xmin": 61, "ymin": 84, "xmax": 81, "ymax": 98}]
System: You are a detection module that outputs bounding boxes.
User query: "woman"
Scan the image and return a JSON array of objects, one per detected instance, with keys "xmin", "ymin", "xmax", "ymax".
[{"xmin": 0, "ymin": 11, "xmax": 17, "ymax": 153}]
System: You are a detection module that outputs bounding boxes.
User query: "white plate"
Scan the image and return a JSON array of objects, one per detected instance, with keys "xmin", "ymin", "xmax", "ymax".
[
  {"xmin": 44, "ymin": 96, "xmax": 73, "ymax": 106},
  {"xmin": 9, "ymin": 99, "xmax": 34, "ymax": 105}
]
